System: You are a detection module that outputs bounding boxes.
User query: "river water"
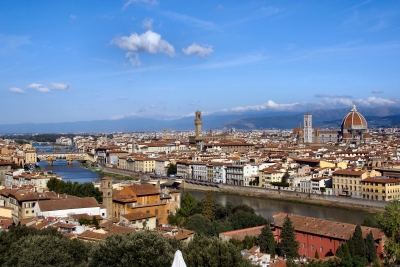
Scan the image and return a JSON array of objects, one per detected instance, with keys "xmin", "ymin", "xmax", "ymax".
[{"xmin": 34, "ymin": 145, "xmax": 375, "ymax": 225}]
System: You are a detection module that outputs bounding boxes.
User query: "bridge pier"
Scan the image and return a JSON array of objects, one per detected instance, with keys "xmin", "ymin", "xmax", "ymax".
[
  {"xmin": 48, "ymin": 160, "xmax": 54, "ymax": 166},
  {"xmin": 67, "ymin": 160, "xmax": 73, "ymax": 165}
]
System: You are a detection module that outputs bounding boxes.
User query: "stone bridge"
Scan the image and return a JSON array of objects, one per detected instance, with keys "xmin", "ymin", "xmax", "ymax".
[{"xmin": 37, "ymin": 153, "xmax": 88, "ymax": 165}]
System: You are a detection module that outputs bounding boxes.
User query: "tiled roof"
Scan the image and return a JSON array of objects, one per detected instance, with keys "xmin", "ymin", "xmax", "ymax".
[
  {"xmin": 38, "ymin": 197, "xmax": 100, "ymax": 212},
  {"xmin": 121, "ymin": 212, "xmax": 156, "ymax": 221},
  {"xmin": 273, "ymin": 212, "xmax": 385, "ymax": 240}
]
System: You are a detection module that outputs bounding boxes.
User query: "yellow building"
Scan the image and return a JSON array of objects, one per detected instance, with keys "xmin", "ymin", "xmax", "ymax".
[
  {"xmin": 111, "ymin": 184, "xmax": 180, "ymax": 225},
  {"xmin": 332, "ymin": 170, "xmax": 369, "ymax": 198},
  {"xmin": 361, "ymin": 177, "xmax": 400, "ymax": 201},
  {"xmin": 259, "ymin": 169, "xmax": 285, "ymax": 188},
  {"xmin": 24, "ymin": 149, "xmax": 37, "ymax": 164}
]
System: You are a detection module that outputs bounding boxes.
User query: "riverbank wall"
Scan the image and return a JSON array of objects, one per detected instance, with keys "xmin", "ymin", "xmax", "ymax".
[
  {"xmin": 97, "ymin": 166, "xmax": 150, "ymax": 180},
  {"xmin": 182, "ymin": 182, "xmax": 386, "ymax": 211}
]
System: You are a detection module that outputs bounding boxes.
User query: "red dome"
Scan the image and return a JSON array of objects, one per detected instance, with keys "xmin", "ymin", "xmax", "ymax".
[
  {"xmin": 341, "ymin": 104, "xmax": 367, "ymax": 129},
  {"xmin": 293, "ymin": 125, "xmax": 304, "ymax": 135}
]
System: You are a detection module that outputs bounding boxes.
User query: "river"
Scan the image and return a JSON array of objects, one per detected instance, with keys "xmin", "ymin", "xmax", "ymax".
[{"xmin": 34, "ymin": 144, "xmax": 375, "ymax": 225}]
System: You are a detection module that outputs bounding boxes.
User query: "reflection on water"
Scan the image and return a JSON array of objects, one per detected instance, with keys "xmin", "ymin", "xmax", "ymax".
[
  {"xmin": 185, "ymin": 190, "xmax": 375, "ymax": 225},
  {"xmin": 37, "ymin": 161, "xmax": 104, "ymax": 184}
]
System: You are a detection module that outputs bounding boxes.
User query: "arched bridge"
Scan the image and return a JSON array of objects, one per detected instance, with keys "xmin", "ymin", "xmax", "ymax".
[{"xmin": 37, "ymin": 152, "xmax": 88, "ymax": 165}]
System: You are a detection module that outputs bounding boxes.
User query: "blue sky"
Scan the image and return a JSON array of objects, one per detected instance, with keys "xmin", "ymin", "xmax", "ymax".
[{"xmin": 1, "ymin": 0, "xmax": 400, "ymax": 124}]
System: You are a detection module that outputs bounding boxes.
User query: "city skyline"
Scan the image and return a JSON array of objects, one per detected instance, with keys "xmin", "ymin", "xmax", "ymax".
[{"xmin": 1, "ymin": 0, "xmax": 400, "ymax": 124}]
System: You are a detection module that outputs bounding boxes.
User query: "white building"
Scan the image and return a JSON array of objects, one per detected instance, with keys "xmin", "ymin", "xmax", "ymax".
[
  {"xmin": 34, "ymin": 197, "xmax": 106, "ymax": 218},
  {"xmin": 192, "ymin": 162, "xmax": 207, "ymax": 181}
]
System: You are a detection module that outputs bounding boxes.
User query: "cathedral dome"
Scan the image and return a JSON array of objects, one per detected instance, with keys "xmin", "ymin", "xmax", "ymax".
[
  {"xmin": 341, "ymin": 104, "xmax": 367, "ymax": 130},
  {"xmin": 293, "ymin": 125, "xmax": 304, "ymax": 135}
]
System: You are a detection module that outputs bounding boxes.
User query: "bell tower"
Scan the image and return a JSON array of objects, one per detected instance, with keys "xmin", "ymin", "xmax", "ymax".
[
  {"xmin": 194, "ymin": 110, "xmax": 202, "ymax": 137},
  {"xmin": 101, "ymin": 177, "xmax": 113, "ymax": 219},
  {"xmin": 304, "ymin": 114, "xmax": 312, "ymax": 143}
]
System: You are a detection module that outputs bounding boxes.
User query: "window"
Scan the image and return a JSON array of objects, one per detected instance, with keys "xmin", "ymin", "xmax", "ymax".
[
  {"xmin": 311, "ymin": 235, "xmax": 314, "ymax": 239},
  {"xmin": 311, "ymin": 245, "xmax": 314, "ymax": 250},
  {"xmin": 320, "ymin": 247, "xmax": 323, "ymax": 253},
  {"xmin": 26, "ymin": 210, "xmax": 28, "ymax": 214},
  {"xmin": 320, "ymin": 236, "xmax": 322, "ymax": 241},
  {"xmin": 303, "ymin": 243, "xmax": 305, "ymax": 248}
]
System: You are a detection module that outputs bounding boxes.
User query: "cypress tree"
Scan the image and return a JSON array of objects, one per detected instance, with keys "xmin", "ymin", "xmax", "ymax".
[
  {"xmin": 257, "ymin": 224, "xmax": 276, "ymax": 255},
  {"xmin": 201, "ymin": 191, "xmax": 215, "ymax": 221},
  {"xmin": 365, "ymin": 230, "xmax": 377, "ymax": 262},
  {"xmin": 352, "ymin": 225, "xmax": 366, "ymax": 259},
  {"xmin": 279, "ymin": 215, "xmax": 299, "ymax": 259},
  {"xmin": 314, "ymin": 250, "xmax": 319, "ymax": 259},
  {"xmin": 347, "ymin": 238, "xmax": 355, "ymax": 258},
  {"xmin": 335, "ymin": 245, "xmax": 344, "ymax": 259}
]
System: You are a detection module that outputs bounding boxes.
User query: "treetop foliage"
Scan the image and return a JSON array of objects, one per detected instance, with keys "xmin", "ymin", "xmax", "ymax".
[
  {"xmin": 47, "ymin": 178, "xmax": 102, "ymax": 202},
  {"xmin": 0, "ymin": 226, "xmax": 252, "ymax": 267}
]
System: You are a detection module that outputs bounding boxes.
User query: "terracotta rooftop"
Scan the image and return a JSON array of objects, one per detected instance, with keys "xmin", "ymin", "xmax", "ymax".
[
  {"xmin": 273, "ymin": 212, "xmax": 385, "ymax": 241},
  {"xmin": 38, "ymin": 197, "xmax": 100, "ymax": 212}
]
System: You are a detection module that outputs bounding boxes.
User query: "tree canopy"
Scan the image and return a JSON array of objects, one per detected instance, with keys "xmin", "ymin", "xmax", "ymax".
[{"xmin": 47, "ymin": 178, "xmax": 102, "ymax": 202}]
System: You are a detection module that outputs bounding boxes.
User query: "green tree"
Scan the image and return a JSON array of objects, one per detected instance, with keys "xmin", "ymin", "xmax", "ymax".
[
  {"xmin": 315, "ymin": 250, "xmax": 319, "ymax": 259},
  {"xmin": 87, "ymin": 232, "xmax": 174, "ymax": 267},
  {"xmin": 177, "ymin": 192, "xmax": 199, "ymax": 219},
  {"xmin": 3, "ymin": 235, "xmax": 90, "ymax": 267},
  {"xmin": 78, "ymin": 218, "xmax": 91, "ymax": 226},
  {"xmin": 375, "ymin": 200, "xmax": 400, "ymax": 266},
  {"xmin": 257, "ymin": 225, "xmax": 276, "ymax": 255},
  {"xmin": 186, "ymin": 214, "xmax": 215, "ymax": 236},
  {"xmin": 182, "ymin": 236, "xmax": 253, "ymax": 267},
  {"xmin": 282, "ymin": 171, "xmax": 290, "ymax": 183},
  {"xmin": 278, "ymin": 215, "xmax": 299, "ymax": 259},
  {"xmin": 92, "ymin": 216, "xmax": 100, "ymax": 229},
  {"xmin": 167, "ymin": 163, "xmax": 177, "ymax": 175},
  {"xmin": 352, "ymin": 225, "xmax": 366, "ymax": 259},
  {"xmin": 230, "ymin": 211, "xmax": 267, "ymax": 230},
  {"xmin": 202, "ymin": 191, "xmax": 215, "ymax": 221},
  {"xmin": 242, "ymin": 235, "xmax": 256, "ymax": 249},
  {"xmin": 365, "ymin": 230, "xmax": 377, "ymax": 263},
  {"xmin": 362, "ymin": 216, "xmax": 373, "ymax": 227}
]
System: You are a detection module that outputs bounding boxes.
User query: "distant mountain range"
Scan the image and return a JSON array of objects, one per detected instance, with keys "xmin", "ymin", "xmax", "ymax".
[
  {"xmin": 215, "ymin": 106, "xmax": 400, "ymax": 130},
  {"xmin": 1, "ymin": 106, "xmax": 400, "ymax": 133}
]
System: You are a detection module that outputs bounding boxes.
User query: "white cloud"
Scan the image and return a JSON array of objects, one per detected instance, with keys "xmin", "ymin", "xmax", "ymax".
[
  {"xmin": 9, "ymin": 87, "xmax": 25, "ymax": 94},
  {"xmin": 372, "ymin": 90, "xmax": 383, "ymax": 94},
  {"xmin": 51, "ymin": 82, "xmax": 70, "ymax": 90},
  {"xmin": 125, "ymin": 52, "xmax": 142, "ymax": 67},
  {"xmin": 231, "ymin": 100, "xmax": 299, "ymax": 112},
  {"xmin": 183, "ymin": 43, "xmax": 214, "ymax": 58},
  {"xmin": 122, "ymin": 0, "xmax": 158, "ymax": 10},
  {"xmin": 27, "ymin": 83, "xmax": 50, "ymax": 93},
  {"xmin": 356, "ymin": 96, "xmax": 395, "ymax": 106},
  {"xmin": 142, "ymin": 18, "xmax": 154, "ymax": 30},
  {"xmin": 70, "ymin": 14, "xmax": 77, "ymax": 20},
  {"xmin": 111, "ymin": 30, "xmax": 175, "ymax": 57}
]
